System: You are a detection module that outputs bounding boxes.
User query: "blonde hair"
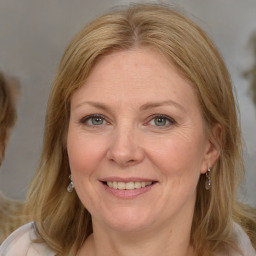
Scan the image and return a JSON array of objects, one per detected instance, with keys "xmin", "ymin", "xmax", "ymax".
[{"xmin": 26, "ymin": 4, "xmax": 256, "ymax": 255}]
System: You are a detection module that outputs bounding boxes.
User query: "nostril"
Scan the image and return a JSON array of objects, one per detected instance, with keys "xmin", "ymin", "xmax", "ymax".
[{"xmin": 106, "ymin": 138, "xmax": 145, "ymax": 166}]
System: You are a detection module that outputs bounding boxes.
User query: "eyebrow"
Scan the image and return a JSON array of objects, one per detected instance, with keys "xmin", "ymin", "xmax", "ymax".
[
  {"xmin": 139, "ymin": 100, "xmax": 185, "ymax": 112},
  {"xmin": 74, "ymin": 100, "xmax": 185, "ymax": 112},
  {"xmin": 74, "ymin": 101, "xmax": 109, "ymax": 111}
]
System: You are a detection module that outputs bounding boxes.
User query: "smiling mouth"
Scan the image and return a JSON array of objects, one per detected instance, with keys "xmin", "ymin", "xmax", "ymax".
[{"xmin": 102, "ymin": 181, "xmax": 155, "ymax": 190}]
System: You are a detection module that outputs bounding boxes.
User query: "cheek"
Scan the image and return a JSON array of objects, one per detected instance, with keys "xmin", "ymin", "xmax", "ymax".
[
  {"xmin": 146, "ymin": 133, "xmax": 205, "ymax": 178},
  {"xmin": 66, "ymin": 130, "xmax": 107, "ymax": 212},
  {"xmin": 67, "ymin": 130, "xmax": 106, "ymax": 176}
]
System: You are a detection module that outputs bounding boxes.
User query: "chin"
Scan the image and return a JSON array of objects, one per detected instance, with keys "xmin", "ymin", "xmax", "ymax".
[{"xmin": 100, "ymin": 208, "xmax": 156, "ymax": 233}]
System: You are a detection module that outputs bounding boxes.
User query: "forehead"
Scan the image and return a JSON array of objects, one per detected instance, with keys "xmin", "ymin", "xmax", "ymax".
[{"xmin": 71, "ymin": 47, "xmax": 200, "ymax": 113}]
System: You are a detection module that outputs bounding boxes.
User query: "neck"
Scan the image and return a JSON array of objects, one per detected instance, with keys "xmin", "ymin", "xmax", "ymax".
[{"xmin": 79, "ymin": 219, "xmax": 195, "ymax": 256}]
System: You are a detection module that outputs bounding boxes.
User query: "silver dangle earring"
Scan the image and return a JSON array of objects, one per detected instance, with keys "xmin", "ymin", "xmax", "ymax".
[
  {"xmin": 205, "ymin": 168, "xmax": 211, "ymax": 190},
  {"xmin": 67, "ymin": 175, "xmax": 74, "ymax": 192}
]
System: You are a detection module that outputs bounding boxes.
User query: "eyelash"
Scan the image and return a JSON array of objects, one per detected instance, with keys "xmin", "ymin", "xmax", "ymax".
[
  {"xmin": 147, "ymin": 114, "xmax": 176, "ymax": 128},
  {"xmin": 79, "ymin": 114, "xmax": 176, "ymax": 128},
  {"xmin": 80, "ymin": 114, "xmax": 108, "ymax": 126}
]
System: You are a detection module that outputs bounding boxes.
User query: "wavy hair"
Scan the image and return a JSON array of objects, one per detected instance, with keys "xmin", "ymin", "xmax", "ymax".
[{"xmin": 26, "ymin": 4, "xmax": 256, "ymax": 255}]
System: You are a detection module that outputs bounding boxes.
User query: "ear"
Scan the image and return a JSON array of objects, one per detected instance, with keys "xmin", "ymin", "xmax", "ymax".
[{"xmin": 200, "ymin": 123, "xmax": 222, "ymax": 174}]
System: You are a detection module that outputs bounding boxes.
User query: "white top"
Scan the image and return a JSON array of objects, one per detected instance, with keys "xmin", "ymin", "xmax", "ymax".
[
  {"xmin": 0, "ymin": 223, "xmax": 54, "ymax": 256},
  {"xmin": 0, "ymin": 222, "xmax": 255, "ymax": 256}
]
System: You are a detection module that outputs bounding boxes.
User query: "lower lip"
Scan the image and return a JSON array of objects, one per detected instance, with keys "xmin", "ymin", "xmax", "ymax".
[{"xmin": 102, "ymin": 183, "xmax": 155, "ymax": 199}]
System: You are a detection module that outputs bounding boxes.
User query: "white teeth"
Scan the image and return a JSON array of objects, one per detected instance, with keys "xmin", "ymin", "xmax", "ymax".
[
  {"xmin": 134, "ymin": 182, "xmax": 141, "ymax": 189},
  {"xmin": 117, "ymin": 182, "xmax": 125, "ymax": 189},
  {"xmin": 107, "ymin": 181, "xmax": 113, "ymax": 188},
  {"xmin": 106, "ymin": 181, "xmax": 153, "ymax": 190},
  {"xmin": 125, "ymin": 182, "xmax": 134, "ymax": 190}
]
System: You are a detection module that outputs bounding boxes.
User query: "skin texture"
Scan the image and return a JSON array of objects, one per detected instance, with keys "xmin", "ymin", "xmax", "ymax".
[{"xmin": 67, "ymin": 47, "xmax": 219, "ymax": 256}]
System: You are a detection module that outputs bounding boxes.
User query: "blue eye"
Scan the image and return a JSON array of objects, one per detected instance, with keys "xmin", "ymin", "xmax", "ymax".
[
  {"xmin": 149, "ymin": 115, "xmax": 174, "ymax": 127},
  {"xmin": 81, "ymin": 115, "xmax": 107, "ymax": 126},
  {"xmin": 90, "ymin": 116, "xmax": 105, "ymax": 125},
  {"xmin": 154, "ymin": 117, "xmax": 167, "ymax": 126}
]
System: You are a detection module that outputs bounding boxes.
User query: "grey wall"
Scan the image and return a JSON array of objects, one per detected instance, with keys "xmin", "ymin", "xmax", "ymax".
[{"xmin": 0, "ymin": 0, "xmax": 255, "ymax": 206}]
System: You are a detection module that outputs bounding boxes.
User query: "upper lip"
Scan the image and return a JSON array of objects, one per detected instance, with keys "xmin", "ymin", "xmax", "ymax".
[{"xmin": 99, "ymin": 177, "xmax": 157, "ymax": 183}]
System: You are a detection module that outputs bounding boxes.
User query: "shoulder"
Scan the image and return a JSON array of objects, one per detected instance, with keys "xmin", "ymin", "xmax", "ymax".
[
  {"xmin": 0, "ymin": 222, "xmax": 55, "ymax": 256},
  {"xmin": 233, "ymin": 222, "xmax": 256, "ymax": 256},
  {"xmin": 217, "ymin": 222, "xmax": 256, "ymax": 256}
]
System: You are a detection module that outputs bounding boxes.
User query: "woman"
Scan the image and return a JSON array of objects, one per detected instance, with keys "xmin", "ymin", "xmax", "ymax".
[{"xmin": 1, "ymin": 3, "xmax": 255, "ymax": 256}]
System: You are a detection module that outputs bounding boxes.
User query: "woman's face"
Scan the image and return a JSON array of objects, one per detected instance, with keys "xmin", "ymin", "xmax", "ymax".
[{"xmin": 67, "ymin": 48, "xmax": 218, "ymax": 233}]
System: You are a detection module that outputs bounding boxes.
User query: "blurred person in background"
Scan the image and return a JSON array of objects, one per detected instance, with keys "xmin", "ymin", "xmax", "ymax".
[{"xmin": 0, "ymin": 71, "xmax": 29, "ymax": 244}]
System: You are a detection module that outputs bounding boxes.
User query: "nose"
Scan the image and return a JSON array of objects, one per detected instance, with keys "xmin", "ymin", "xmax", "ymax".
[{"xmin": 106, "ymin": 125, "xmax": 145, "ymax": 167}]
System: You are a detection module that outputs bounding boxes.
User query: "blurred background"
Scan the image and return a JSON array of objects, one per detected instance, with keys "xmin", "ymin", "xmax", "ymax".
[{"xmin": 0, "ymin": 0, "xmax": 255, "ymax": 206}]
